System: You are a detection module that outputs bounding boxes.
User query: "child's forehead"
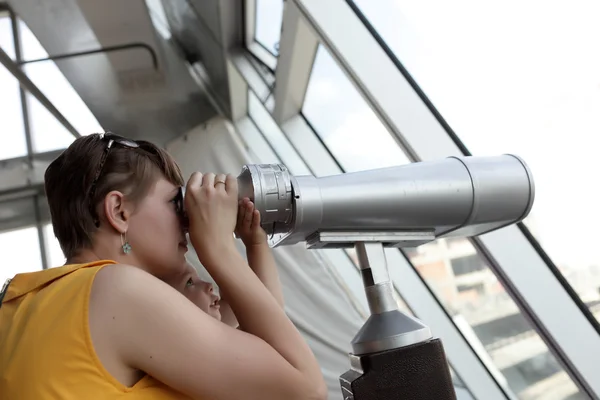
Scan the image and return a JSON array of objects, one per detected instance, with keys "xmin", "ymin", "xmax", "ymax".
[{"xmin": 184, "ymin": 263, "xmax": 199, "ymax": 276}]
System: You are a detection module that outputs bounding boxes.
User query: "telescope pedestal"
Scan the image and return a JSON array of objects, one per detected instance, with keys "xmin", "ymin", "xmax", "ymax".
[
  {"xmin": 339, "ymin": 241, "xmax": 456, "ymax": 400},
  {"xmin": 340, "ymin": 338, "xmax": 456, "ymax": 400}
]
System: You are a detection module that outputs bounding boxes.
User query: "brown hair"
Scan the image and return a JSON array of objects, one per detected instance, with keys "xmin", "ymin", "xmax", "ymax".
[{"xmin": 44, "ymin": 134, "xmax": 184, "ymax": 259}]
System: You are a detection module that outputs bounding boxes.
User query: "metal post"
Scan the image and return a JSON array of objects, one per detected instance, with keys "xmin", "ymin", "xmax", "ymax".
[
  {"xmin": 10, "ymin": 11, "xmax": 49, "ymax": 270},
  {"xmin": 0, "ymin": 46, "xmax": 81, "ymax": 139},
  {"xmin": 10, "ymin": 9, "xmax": 34, "ymax": 169}
]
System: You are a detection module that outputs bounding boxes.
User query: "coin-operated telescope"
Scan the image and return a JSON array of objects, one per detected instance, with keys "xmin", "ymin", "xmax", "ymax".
[{"xmin": 236, "ymin": 155, "xmax": 535, "ymax": 400}]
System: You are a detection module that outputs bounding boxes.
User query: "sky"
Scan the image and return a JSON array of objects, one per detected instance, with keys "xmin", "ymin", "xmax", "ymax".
[
  {"xmin": 255, "ymin": 0, "xmax": 284, "ymax": 56},
  {"xmin": 1, "ymin": 0, "xmax": 599, "ymax": 290}
]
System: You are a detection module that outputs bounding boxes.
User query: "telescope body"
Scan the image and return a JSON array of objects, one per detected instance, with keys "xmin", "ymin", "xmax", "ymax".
[{"xmin": 237, "ymin": 155, "xmax": 534, "ymax": 248}]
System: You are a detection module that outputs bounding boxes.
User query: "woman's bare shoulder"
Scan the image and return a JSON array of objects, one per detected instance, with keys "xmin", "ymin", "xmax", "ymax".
[{"xmin": 88, "ymin": 263, "xmax": 317, "ymax": 400}]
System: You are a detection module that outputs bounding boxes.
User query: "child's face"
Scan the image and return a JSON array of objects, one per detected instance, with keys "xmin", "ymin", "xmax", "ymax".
[{"xmin": 168, "ymin": 263, "xmax": 221, "ymax": 320}]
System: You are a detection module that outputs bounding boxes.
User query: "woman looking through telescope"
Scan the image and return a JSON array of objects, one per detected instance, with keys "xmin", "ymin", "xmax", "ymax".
[
  {"xmin": 0, "ymin": 132, "xmax": 327, "ymax": 400},
  {"xmin": 165, "ymin": 197, "xmax": 286, "ymax": 330}
]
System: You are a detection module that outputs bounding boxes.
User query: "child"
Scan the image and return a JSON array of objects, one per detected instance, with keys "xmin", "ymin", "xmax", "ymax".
[{"xmin": 168, "ymin": 197, "xmax": 284, "ymax": 327}]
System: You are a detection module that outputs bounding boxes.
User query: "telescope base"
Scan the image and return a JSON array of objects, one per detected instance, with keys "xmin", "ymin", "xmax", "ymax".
[{"xmin": 340, "ymin": 338, "xmax": 457, "ymax": 400}]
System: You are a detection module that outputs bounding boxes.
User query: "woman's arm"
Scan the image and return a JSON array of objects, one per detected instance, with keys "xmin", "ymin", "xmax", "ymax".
[
  {"xmin": 91, "ymin": 263, "xmax": 327, "ymax": 400},
  {"xmin": 201, "ymin": 246, "xmax": 324, "ymax": 392},
  {"xmin": 217, "ymin": 298, "xmax": 239, "ymax": 328}
]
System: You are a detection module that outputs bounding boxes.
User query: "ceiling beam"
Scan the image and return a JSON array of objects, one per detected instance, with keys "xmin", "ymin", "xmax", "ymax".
[
  {"xmin": 7, "ymin": 0, "xmax": 216, "ymax": 146},
  {"xmin": 271, "ymin": 1, "xmax": 318, "ymax": 124},
  {"xmin": 160, "ymin": 0, "xmax": 244, "ymax": 121},
  {"xmin": 0, "ymin": 149, "xmax": 63, "ymax": 233}
]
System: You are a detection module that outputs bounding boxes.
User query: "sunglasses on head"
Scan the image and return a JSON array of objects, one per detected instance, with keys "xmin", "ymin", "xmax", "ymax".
[
  {"xmin": 88, "ymin": 132, "xmax": 138, "ymax": 200},
  {"xmin": 88, "ymin": 132, "xmax": 187, "ymax": 227}
]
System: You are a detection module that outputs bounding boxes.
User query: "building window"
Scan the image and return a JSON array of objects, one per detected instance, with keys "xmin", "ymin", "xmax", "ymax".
[{"xmin": 451, "ymin": 254, "xmax": 486, "ymax": 277}]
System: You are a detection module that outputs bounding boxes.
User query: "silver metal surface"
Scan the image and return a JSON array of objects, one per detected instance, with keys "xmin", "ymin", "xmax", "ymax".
[
  {"xmin": 355, "ymin": 242, "xmax": 397, "ymax": 315},
  {"xmin": 363, "ymin": 283, "xmax": 397, "ymax": 315},
  {"xmin": 442, "ymin": 155, "xmax": 536, "ymax": 237},
  {"xmin": 348, "ymin": 354, "xmax": 363, "ymax": 373},
  {"xmin": 237, "ymin": 164, "xmax": 294, "ymax": 229},
  {"xmin": 351, "ymin": 310, "xmax": 433, "ymax": 355},
  {"xmin": 352, "ymin": 242, "xmax": 433, "ymax": 354},
  {"xmin": 237, "ymin": 154, "xmax": 535, "ymax": 247},
  {"xmin": 306, "ymin": 231, "xmax": 435, "ymax": 249}
]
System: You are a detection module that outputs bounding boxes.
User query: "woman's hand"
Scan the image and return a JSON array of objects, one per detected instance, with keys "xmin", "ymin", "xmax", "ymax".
[
  {"xmin": 185, "ymin": 172, "xmax": 238, "ymax": 261},
  {"xmin": 234, "ymin": 197, "xmax": 267, "ymax": 248}
]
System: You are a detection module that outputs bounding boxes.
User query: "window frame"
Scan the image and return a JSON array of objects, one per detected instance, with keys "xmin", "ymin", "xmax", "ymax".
[
  {"xmin": 290, "ymin": 0, "xmax": 600, "ymax": 397},
  {"xmin": 244, "ymin": 0, "xmax": 278, "ymax": 71},
  {"xmin": 346, "ymin": 0, "xmax": 600, "ymax": 336},
  {"xmin": 0, "ymin": 6, "xmax": 50, "ymax": 270}
]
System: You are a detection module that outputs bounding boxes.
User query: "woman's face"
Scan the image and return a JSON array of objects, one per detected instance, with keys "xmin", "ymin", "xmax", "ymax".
[
  {"xmin": 166, "ymin": 263, "xmax": 222, "ymax": 320},
  {"xmin": 125, "ymin": 177, "xmax": 189, "ymax": 279}
]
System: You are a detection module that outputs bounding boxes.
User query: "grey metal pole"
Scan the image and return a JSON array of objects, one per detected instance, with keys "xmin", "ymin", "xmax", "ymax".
[
  {"xmin": 0, "ymin": 45, "xmax": 81, "ymax": 139},
  {"xmin": 10, "ymin": 14, "xmax": 50, "ymax": 270}
]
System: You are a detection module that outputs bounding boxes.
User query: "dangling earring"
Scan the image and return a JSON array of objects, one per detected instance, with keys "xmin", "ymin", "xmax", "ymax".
[{"xmin": 121, "ymin": 232, "xmax": 132, "ymax": 254}]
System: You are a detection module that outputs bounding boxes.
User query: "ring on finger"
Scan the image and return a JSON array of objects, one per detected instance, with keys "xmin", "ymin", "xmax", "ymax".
[{"xmin": 214, "ymin": 174, "xmax": 227, "ymax": 187}]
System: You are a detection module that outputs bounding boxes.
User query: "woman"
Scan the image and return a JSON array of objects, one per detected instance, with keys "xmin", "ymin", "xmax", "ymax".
[{"xmin": 0, "ymin": 132, "xmax": 327, "ymax": 400}]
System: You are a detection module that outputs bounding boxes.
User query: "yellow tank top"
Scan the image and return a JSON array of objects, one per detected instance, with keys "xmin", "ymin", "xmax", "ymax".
[{"xmin": 0, "ymin": 261, "xmax": 190, "ymax": 399}]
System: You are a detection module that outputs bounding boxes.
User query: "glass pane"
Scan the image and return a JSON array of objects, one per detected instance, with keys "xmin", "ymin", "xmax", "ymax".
[
  {"xmin": 248, "ymin": 90, "xmax": 311, "ymax": 176},
  {"xmin": 303, "ymin": 46, "xmax": 411, "ymax": 172},
  {"xmin": 0, "ymin": 227, "xmax": 43, "ymax": 285},
  {"xmin": 407, "ymin": 239, "xmax": 584, "ymax": 399},
  {"xmin": 44, "ymin": 224, "xmax": 66, "ymax": 268},
  {"xmin": 0, "ymin": 16, "xmax": 27, "ymax": 160},
  {"xmin": 24, "ymin": 93, "xmax": 77, "ymax": 152},
  {"xmin": 19, "ymin": 20, "xmax": 102, "ymax": 152},
  {"xmin": 302, "ymin": 42, "xmax": 583, "ymax": 399},
  {"xmin": 255, "ymin": 0, "xmax": 284, "ymax": 56},
  {"xmin": 351, "ymin": 0, "xmax": 600, "ymax": 327}
]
